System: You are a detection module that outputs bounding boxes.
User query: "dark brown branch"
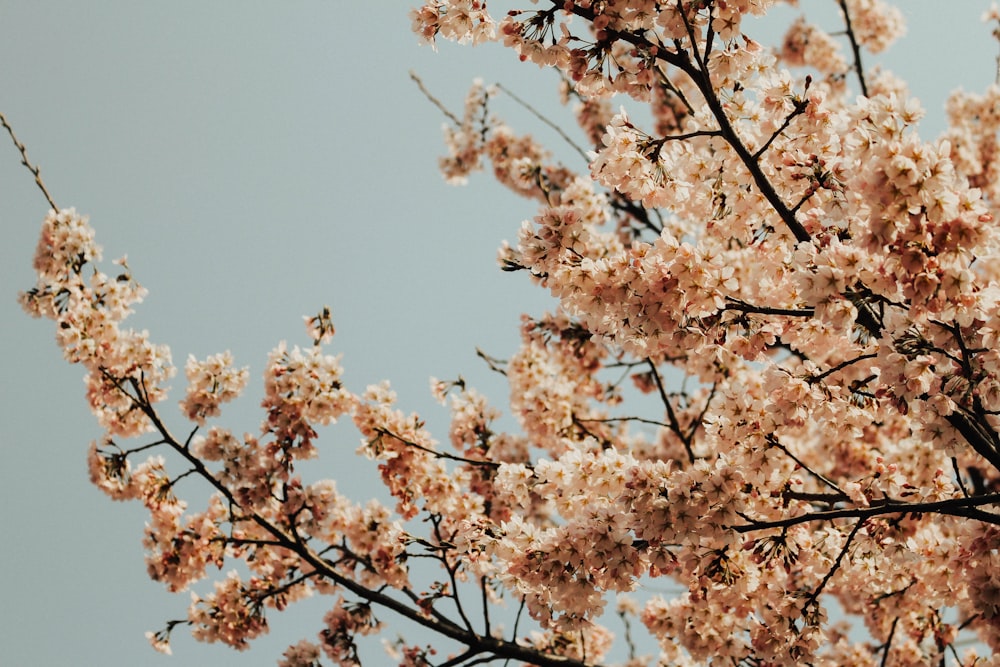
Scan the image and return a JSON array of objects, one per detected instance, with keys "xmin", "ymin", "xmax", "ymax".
[
  {"xmin": 476, "ymin": 347, "xmax": 508, "ymax": 377},
  {"xmin": 121, "ymin": 438, "xmax": 171, "ymax": 456},
  {"xmin": 685, "ymin": 382, "xmax": 717, "ymax": 445},
  {"xmin": 618, "ymin": 603, "xmax": 638, "ymax": 662},
  {"xmin": 946, "ymin": 410, "xmax": 1000, "ymax": 472},
  {"xmin": 650, "ymin": 129, "xmax": 723, "ymax": 146},
  {"xmin": 438, "ymin": 649, "xmax": 483, "ymax": 667},
  {"xmin": 431, "ymin": 515, "xmax": 476, "ymax": 634},
  {"xmin": 479, "ymin": 577, "xmax": 491, "ymax": 639},
  {"xmin": 609, "ymin": 192, "xmax": 663, "ymax": 235},
  {"xmin": 808, "ymin": 354, "xmax": 878, "ymax": 384},
  {"xmin": 733, "ymin": 493, "xmax": 1000, "ymax": 533},
  {"xmin": 752, "ymin": 84, "xmax": 810, "ymax": 162},
  {"xmin": 879, "ymin": 616, "xmax": 899, "ymax": 667},
  {"xmin": 783, "ymin": 490, "xmax": 850, "ymax": 504},
  {"xmin": 952, "ymin": 457, "xmax": 971, "ymax": 498},
  {"xmin": 555, "ymin": 1, "xmax": 812, "ymax": 243},
  {"xmin": 577, "ymin": 415, "xmax": 670, "ymax": 429},
  {"xmin": 836, "ymin": 0, "xmax": 869, "ymax": 97},
  {"xmin": 724, "ymin": 298, "xmax": 814, "ymax": 318}
]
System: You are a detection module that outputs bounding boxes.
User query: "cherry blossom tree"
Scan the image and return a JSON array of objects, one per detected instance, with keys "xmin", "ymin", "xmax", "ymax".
[{"xmin": 12, "ymin": 1, "xmax": 1000, "ymax": 665}]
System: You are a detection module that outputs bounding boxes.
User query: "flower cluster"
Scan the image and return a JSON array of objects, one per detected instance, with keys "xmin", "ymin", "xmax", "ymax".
[
  {"xmin": 411, "ymin": 0, "xmax": 495, "ymax": 48},
  {"xmin": 20, "ymin": 209, "xmax": 173, "ymax": 436},
  {"xmin": 261, "ymin": 342, "xmax": 354, "ymax": 456},
  {"xmin": 179, "ymin": 351, "xmax": 248, "ymax": 425}
]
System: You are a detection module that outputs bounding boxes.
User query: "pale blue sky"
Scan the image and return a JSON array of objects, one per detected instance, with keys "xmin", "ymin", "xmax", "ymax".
[{"xmin": 1, "ymin": 2, "xmax": 996, "ymax": 665}]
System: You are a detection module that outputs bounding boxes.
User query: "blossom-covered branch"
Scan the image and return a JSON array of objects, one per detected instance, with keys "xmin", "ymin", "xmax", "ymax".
[{"xmin": 16, "ymin": 0, "xmax": 1000, "ymax": 665}]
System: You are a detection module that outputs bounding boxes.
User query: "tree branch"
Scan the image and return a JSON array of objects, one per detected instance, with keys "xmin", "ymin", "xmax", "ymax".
[
  {"xmin": 733, "ymin": 493, "xmax": 1000, "ymax": 533},
  {"xmin": 114, "ymin": 371, "xmax": 603, "ymax": 667},
  {"xmin": 837, "ymin": 0, "xmax": 870, "ymax": 98}
]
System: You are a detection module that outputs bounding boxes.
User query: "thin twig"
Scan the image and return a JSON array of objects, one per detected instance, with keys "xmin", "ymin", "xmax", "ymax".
[
  {"xmin": 410, "ymin": 71, "xmax": 462, "ymax": 126},
  {"xmin": 430, "ymin": 515, "xmax": 476, "ymax": 634},
  {"xmin": 809, "ymin": 353, "xmax": 878, "ymax": 384},
  {"xmin": 767, "ymin": 435, "xmax": 845, "ymax": 496},
  {"xmin": 495, "ymin": 82, "xmax": 589, "ymax": 162},
  {"xmin": 752, "ymin": 92, "xmax": 809, "ymax": 162},
  {"xmin": 1, "ymin": 111, "xmax": 58, "ymax": 210},
  {"xmin": 374, "ymin": 428, "xmax": 501, "ymax": 469},
  {"xmin": 480, "ymin": 577, "xmax": 491, "ymax": 639},
  {"xmin": 685, "ymin": 381, "xmax": 717, "ymax": 445},
  {"xmin": 476, "ymin": 347, "xmax": 508, "ymax": 377},
  {"xmin": 647, "ymin": 359, "xmax": 695, "ymax": 464},
  {"xmin": 577, "ymin": 415, "xmax": 671, "ymax": 429},
  {"xmin": 437, "ymin": 648, "xmax": 481, "ymax": 667},
  {"xmin": 618, "ymin": 603, "xmax": 637, "ymax": 662}
]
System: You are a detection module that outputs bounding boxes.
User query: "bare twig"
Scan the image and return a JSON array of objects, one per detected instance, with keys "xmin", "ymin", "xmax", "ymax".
[
  {"xmin": 410, "ymin": 71, "xmax": 462, "ymax": 126},
  {"xmin": 476, "ymin": 347, "xmax": 508, "ymax": 377},
  {"xmin": 752, "ymin": 84, "xmax": 810, "ymax": 162},
  {"xmin": 495, "ymin": 82, "xmax": 589, "ymax": 162},
  {"xmin": 374, "ymin": 428, "xmax": 501, "ymax": 469},
  {"xmin": 1, "ymin": 111, "xmax": 58, "ymax": 210}
]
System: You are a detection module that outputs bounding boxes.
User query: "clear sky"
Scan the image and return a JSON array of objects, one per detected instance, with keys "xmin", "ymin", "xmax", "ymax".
[{"xmin": 1, "ymin": 2, "xmax": 996, "ymax": 665}]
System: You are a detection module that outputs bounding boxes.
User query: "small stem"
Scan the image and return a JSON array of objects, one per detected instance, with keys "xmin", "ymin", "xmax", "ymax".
[
  {"xmin": 576, "ymin": 415, "xmax": 670, "ymax": 429},
  {"xmin": 480, "ymin": 577, "xmax": 491, "ymax": 639},
  {"xmin": 952, "ymin": 457, "xmax": 971, "ymax": 498}
]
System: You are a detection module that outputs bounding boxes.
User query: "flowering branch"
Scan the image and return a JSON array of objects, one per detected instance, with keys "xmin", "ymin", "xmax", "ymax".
[
  {"xmin": 123, "ymin": 373, "xmax": 604, "ymax": 667},
  {"xmin": 19, "ymin": 2, "xmax": 1000, "ymax": 664}
]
